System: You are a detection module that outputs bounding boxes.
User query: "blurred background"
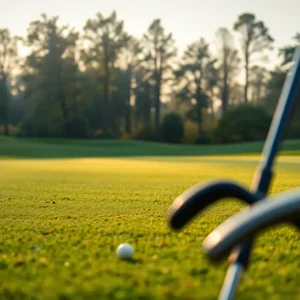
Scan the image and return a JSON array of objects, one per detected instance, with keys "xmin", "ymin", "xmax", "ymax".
[{"xmin": 0, "ymin": 0, "xmax": 299, "ymax": 145}]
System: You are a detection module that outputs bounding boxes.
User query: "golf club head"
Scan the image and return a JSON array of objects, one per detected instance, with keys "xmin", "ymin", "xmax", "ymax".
[
  {"xmin": 168, "ymin": 180, "xmax": 259, "ymax": 230},
  {"xmin": 202, "ymin": 188, "xmax": 300, "ymax": 262}
]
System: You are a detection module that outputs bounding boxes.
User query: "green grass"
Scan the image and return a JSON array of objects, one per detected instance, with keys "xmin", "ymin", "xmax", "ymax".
[
  {"xmin": 1, "ymin": 138, "xmax": 300, "ymax": 299},
  {"xmin": 2, "ymin": 136, "xmax": 300, "ymax": 159}
]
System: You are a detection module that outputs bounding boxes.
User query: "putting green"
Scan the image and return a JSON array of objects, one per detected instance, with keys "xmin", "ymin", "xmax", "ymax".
[{"xmin": 1, "ymin": 155, "xmax": 300, "ymax": 299}]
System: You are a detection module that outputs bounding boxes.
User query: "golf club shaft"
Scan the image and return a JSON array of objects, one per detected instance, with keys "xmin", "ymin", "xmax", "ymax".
[
  {"xmin": 218, "ymin": 264, "xmax": 243, "ymax": 300},
  {"xmin": 219, "ymin": 46, "xmax": 300, "ymax": 300}
]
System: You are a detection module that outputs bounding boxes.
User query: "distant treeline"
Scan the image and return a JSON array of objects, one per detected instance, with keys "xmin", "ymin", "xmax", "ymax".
[{"xmin": 0, "ymin": 11, "xmax": 299, "ymax": 143}]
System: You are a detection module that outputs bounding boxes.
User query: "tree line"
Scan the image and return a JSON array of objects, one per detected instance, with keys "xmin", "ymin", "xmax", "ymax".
[{"xmin": 0, "ymin": 11, "xmax": 299, "ymax": 143}]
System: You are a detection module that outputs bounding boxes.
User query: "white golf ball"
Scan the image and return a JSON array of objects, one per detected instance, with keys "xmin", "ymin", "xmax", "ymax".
[{"xmin": 116, "ymin": 243, "xmax": 134, "ymax": 259}]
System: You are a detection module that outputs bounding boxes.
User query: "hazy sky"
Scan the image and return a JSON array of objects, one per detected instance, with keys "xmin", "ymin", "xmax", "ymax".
[{"xmin": 1, "ymin": 0, "xmax": 300, "ymax": 64}]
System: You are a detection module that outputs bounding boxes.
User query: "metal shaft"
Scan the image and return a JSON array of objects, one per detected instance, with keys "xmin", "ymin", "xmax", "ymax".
[
  {"xmin": 219, "ymin": 46, "xmax": 300, "ymax": 300},
  {"xmin": 218, "ymin": 264, "xmax": 243, "ymax": 300}
]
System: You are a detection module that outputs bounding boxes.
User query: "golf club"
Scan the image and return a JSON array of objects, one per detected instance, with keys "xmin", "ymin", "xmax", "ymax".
[
  {"xmin": 168, "ymin": 45, "xmax": 300, "ymax": 300},
  {"xmin": 218, "ymin": 45, "xmax": 300, "ymax": 300},
  {"xmin": 169, "ymin": 180, "xmax": 259, "ymax": 230},
  {"xmin": 202, "ymin": 187, "xmax": 300, "ymax": 261}
]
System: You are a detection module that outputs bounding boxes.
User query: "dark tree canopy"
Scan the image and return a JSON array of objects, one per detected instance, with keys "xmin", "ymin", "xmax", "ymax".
[{"xmin": 0, "ymin": 10, "xmax": 299, "ymax": 144}]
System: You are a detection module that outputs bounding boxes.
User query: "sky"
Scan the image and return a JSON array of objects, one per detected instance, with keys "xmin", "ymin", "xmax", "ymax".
[{"xmin": 1, "ymin": 0, "xmax": 300, "ymax": 66}]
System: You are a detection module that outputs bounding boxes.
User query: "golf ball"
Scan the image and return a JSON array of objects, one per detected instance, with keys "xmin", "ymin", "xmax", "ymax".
[{"xmin": 116, "ymin": 243, "xmax": 134, "ymax": 259}]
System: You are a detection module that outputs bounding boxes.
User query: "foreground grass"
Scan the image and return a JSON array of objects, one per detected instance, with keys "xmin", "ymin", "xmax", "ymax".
[{"xmin": 1, "ymin": 154, "xmax": 300, "ymax": 299}]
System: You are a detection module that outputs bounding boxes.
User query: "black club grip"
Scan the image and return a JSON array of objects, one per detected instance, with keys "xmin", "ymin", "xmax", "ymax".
[{"xmin": 168, "ymin": 180, "xmax": 259, "ymax": 230}]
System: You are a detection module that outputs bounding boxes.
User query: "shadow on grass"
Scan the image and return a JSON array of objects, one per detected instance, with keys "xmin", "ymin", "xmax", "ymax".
[{"xmin": 1, "ymin": 136, "xmax": 300, "ymax": 159}]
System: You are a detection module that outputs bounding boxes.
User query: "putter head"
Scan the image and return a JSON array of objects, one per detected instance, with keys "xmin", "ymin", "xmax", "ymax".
[
  {"xmin": 168, "ymin": 180, "xmax": 259, "ymax": 230},
  {"xmin": 202, "ymin": 188, "xmax": 300, "ymax": 262}
]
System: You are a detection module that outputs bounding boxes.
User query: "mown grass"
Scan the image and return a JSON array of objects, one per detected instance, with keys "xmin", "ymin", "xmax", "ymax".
[
  {"xmin": 2, "ymin": 136, "xmax": 300, "ymax": 159},
  {"xmin": 0, "ymin": 138, "xmax": 300, "ymax": 299}
]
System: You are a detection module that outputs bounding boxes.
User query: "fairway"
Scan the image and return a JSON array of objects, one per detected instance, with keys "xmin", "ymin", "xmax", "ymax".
[{"xmin": 1, "ymin": 140, "xmax": 300, "ymax": 299}]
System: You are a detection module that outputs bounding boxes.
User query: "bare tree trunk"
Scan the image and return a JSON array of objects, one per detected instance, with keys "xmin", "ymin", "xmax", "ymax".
[
  {"xmin": 154, "ymin": 84, "xmax": 160, "ymax": 136},
  {"xmin": 103, "ymin": 57, "xmax": 110, "ymax": 132},
  {"xmin": 58, "ymin": 90, "xmax": 69, "ymax": 122},
  {"xmin": 197, "ymin": 110, "xmax": 202, "ymax": 135},
  {"xmin": 222, "ymin": 82, "xmax": 229, "ymax": 115},
  {"xmin": 1, "ymin": 76, "xmax": 9, "ymax": 136},
  {"xmin": 4, "ymin": 103, "xmax": 9, "ymax": 136},
  {"xmin": 244, "ymin": 51, "xmax": 249, "ymax": 103},
  {"xmin": 125, "ymin": 100, "xmax": 131, "ymax": 134},
  {"xmin": 125, "ymin": 66, "xmax": 132, "ymax": 134},
  {"xmin": 221, "ymin": 53, "xmax": 229, "ymax": 114},
  {"xmin": 256, "ymin": 84, "xmax": 261, "ymax": 104},
  {"xmin": 210, "ymin": 95, "xmax": 214, "ymax": 120},
  {"xmin": 154, "ymin": 70, "xmax": 161, "ymax": 138},
  {"xmin": 144, "ymin": 82, "xmax": 151, "ymax": 126}
]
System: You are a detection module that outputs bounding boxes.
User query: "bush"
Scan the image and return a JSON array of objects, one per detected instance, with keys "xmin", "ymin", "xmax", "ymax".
[
  {"xmin": 133, "ymin": 125, "xmax": 156, "ymax": 141},
  {"xmin": 287, "ymin": 120, "xmax": 300, "ymax": 138},
  {"xmin": 196, "ymin": 131, "xmax": 213, "ymax": 144},
  {"xmin": 161, "ymin": 113, "xmax": 184, "ymax": 143},
  {"xmin": 215, "ymin": 104, "xmax": 272, "ymax": 143},
  {"xmin": 183, "ymin": 121, "xmax": 198, "ymax": 144},
  {"xmin": 20, "ymin": 119, "xmax": 50, "ymax": 137},
  {"xmin": 62, "ymin": 117, "xmax": 90, "ymax": 138}
]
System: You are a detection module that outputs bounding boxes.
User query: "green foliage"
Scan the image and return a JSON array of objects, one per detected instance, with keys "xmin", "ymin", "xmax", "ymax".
[
  {"xmin": 196, "ymin": 131, "xmax": 213, "ymax": 145},
  {"xmin": 134, "ymin": 68, "xmax": 153, "ymax": 125},
  {"xmin": 23, "ymin": 14, "xmax": 80, "ymax": 133},
  {"xmin": 62, "ymin": 117, "xmax": 90, "ymax": 138},
  {"xmin": 175, "ymin": 38, "xmax": 215, "ymax": 133},
  {"xmin": 96, "ymin": 130, "xmax": 121, "ymax": 139},
  {"xmin": 215, "ymin": 28, "xmax": 240, "ymax": 114},
  {"xmin": 20, "ymin": 119, "xmax": 51, "ymax": 137},
  {"xmin": 0, "ymin": 79, "xmax": 9, "ymax": 122},
  {"xmin": 0, "ymin": 28, "xmax": 19, "ymax": 136},
  {"xmin": 133, "ymin": 125, "xmax": 156, "ymax": 142},
  {"xmin": 0, "ymin": 11, "xmax": 299, "ymax": 145},
  {"xmin": 83, "ymin": 11, "xmax": 130, "ymax": 133},
  {"xmin": 112, "ymin": 68, "xmax": 131, "ymax": 132},
  {"xmin": 279, "ymin": 33, "xmax": 300, "ymax": 67},
  {"xmin": 142, "ymin": 19, "xmax": 177, "ymax": 135},
  {"xmin": 215, "ymin": 104, "xmax": 272, "ymax": 143},
  {"xmin": 263, "ymin": 69, "xmax": 286, "ymax": 113},
  {"xmin": 161, "ymin": 113, "xmax": 184, "ymax": 143},
  {"xmin": 233, "ymin": 13, "xmax": 273, "ymax": 103}
]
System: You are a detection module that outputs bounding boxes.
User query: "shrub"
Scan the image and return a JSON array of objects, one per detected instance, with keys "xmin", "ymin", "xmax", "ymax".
[
  {"xmin": 62, "ymin": 117, "xmax": 90, "ymax": 138},
  {"xmin": 20, "ymin": 119, "xmax": 50, "ymax": 137},
  {"xmin": 215, "ymin": 104, "xmax": 272, "ymax": 143},
  {"xmin": 161, "ymin": 113, "xmax": 184, "ymax": 143},
  {"xmin": 133, "ymin": 125, "xmax": 156, "ymax": 141},
  {"xmin": 196, "ymin": 131, "xmax": 213, "ymax": 144}
]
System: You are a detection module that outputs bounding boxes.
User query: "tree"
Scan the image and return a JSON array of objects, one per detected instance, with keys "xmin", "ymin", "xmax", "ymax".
[
  {"xmin": 215, "ymin": 28, "xmax": 240, "ymax": 114},
  {"xmin": 279, "ymin": 33, "xmax": 300, "ymax": 67},
  {"xmin": 83, "ymin": 11, "xmax": 130, "ymax": 133},
  {"xmin": 249, "ymin": 65, "xmax": 268, "ymax": 103},
  {"xmin": 0, "ymin": 28, "xmax": 19, "ymax": 135},
  {"xmin": 118, "ymin": 38, "xmax": 142, "ymax": 134},
  {"xmin": 204, "ymin": 59, "xmax": 219, "ymax": 119},
  {"xmin": 161, "ymin": 113, "xmax": 184, "ymax": 143},
  {"xmin": 111, "ymin": 67, "xmax": 131, "ymax": 133},
  {"xmin": 142, "ymin": 19, "xmax": 177, "ymax": 136},
  {"xmin": 234, "ymin": 13, "xmax": 273, "ymax": 103},
  {"xmin": 215, "ymin": 104, "xmax": 271, "ymax": 143},
  {"xmin": 276, "ymin": 34, "xmax": 300, "ymax": 137},
  {"xmin": 262, "ymin": 68, "xmax": 285, "ymax": 113},
  {"xmin": 134, "ymin": 66, "xmax": 153, "ymax": 127},
  {"xmin": 263, "ymin": 34, "xmax": 300, "ymax": 114},
  {"xmin": 175, "ymin": 38, "xmax": 213, "ymax": 135},
  {"xmin": 23, "ymin": 14, "xmax": 79, "ymax": 136}
]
